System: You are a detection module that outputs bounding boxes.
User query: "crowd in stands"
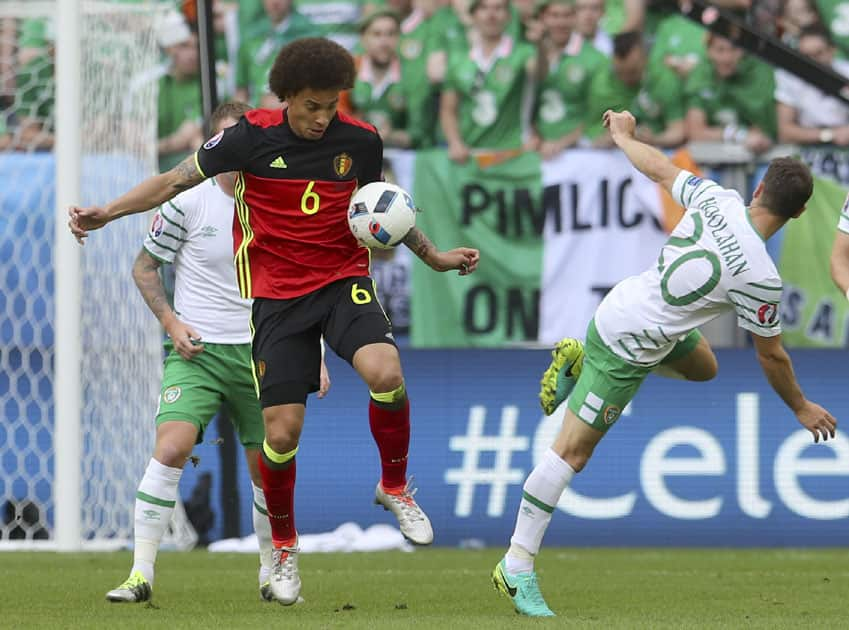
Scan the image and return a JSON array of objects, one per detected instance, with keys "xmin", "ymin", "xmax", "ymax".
[{"xmin": 1, "ymin": 0, "xmax": 849, "ymax": 168}]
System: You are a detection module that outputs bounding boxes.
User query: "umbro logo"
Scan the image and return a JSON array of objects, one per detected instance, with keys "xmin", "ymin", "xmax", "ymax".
[
  {"xmin": 142, "ymin": 509, "xmax": 160, "ymax": 521},
  {"xmin": 269, "ymin": 156, "xmax": 287, "ymax": 168}
]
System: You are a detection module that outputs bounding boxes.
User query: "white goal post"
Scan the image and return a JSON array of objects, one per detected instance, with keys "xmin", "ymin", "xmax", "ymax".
[{"xmin": 0, "ymin": 1, "xmax": 195, "ymax": 550}]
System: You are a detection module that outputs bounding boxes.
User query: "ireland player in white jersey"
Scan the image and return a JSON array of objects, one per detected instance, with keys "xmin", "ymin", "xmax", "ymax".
[
  {"xmin": 493, "ymin": 110, "xmax": 838, "ymax": 617},
  {"xmin": 106, "ymin": 102, "xmax": 330, "ymax": 604}
]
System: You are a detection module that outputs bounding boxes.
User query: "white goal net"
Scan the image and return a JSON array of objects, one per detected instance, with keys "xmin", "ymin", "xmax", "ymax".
[{"xmin": 0, "ymin": 1, "xmax": 195, "ymax": 549}]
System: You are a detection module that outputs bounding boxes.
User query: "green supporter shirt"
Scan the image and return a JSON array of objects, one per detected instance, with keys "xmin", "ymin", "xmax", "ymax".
[
  {"xmin": 444, "ymin": 37, "xmax": 535, "ymax": 150},
  {"xmin": 398, "ymin": 10, "xmax": 443, "ymax": 148},
  {"xmin": 649, "ymin": 15, "xmax": 706, "ymax": 71},
  {"xmin": 350, "ymin": 60, "xmax": 407, "ymax": 136},
  {"xmin": 238, "ymin": 0, "xmax": 266, "ymax": 35},
  {"xmin": 684, "ymin": 55, "xmax": 777, "ymax": 139},
  {"xmin": 584, "ymin": 60, "xmax": 685, "ymax": 140},
  {"xmin": 19, "ymin": 19, "xmax": 49, "ymax": 49},
  {"xmin": 295, "ymin": 0, "xmax": 363, "ymax": 50},
  {"xmin": 817, "ymin": 0, "xmax": 849, "ymax": 58},
  {"xmin": 429, "ymin": 6, "xmax": 468, "ymax": 56},
  {"xmin": 157, "ymin": 72, "xmax": 202, "ymax": 172},
  {"xmin": 236, "ymin": 12, "xmax": 320, "ymax": 105},
  {"xmin": 429, "ymin": 4, "xmax": 523, "ymax": 55},
  {"xmin": 535, "ymin": 37, "xmax": 606, "ymax": 141}
]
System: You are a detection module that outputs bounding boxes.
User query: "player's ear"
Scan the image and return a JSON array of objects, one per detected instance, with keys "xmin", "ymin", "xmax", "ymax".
[{"xmin": 752, "ymin": 181, "xmax": 764, "ymax": 199}]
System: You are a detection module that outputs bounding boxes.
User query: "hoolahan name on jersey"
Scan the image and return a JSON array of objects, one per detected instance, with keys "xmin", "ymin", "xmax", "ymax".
[{"xmin": 694, "ymin": 193, "xmax": 751, "ymax": 277}]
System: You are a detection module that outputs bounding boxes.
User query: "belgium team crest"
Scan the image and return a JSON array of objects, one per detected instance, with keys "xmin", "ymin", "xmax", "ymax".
[{"xmin": 333, "ymin": 153, "xmax": 353, "ymax": 177}]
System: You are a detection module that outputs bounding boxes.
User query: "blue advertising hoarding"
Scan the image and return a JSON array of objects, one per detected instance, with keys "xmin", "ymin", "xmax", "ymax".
[{"xmin": 183, "ymin": 348, "xmax": 849, "ymax": 547}]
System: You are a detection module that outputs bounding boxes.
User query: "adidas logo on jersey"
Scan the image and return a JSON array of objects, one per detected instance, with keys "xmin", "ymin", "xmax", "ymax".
[{"xmin": 269, "ymin": 156, "xmax": 287, "ymax": 168}]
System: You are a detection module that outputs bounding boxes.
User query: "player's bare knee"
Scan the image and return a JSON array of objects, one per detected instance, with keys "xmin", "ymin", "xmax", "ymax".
[
  {"xmin": 552, "ymin": 439, "xmax": 592, "ymax": 472},
  {"xmin": 263, "ymin": 411, "xmax": 302, "ymax": 453},
  {"xmin": 264, "ymin": 426, "xmax": 301, "ymax": 453},
  {"xmin": 369, "ymin": 369, "xmax": 404, "ymax": 397},
  {"xmin": 153, "ymin": 422, "xmax": 197, "ymax": 467},
  {"xmin": 153, "ymin": 442, "xmax": 192, "ymax": 468},
  {"xmin": 562, "ymin": 447, "xmax": 591, "ymax": 473}
]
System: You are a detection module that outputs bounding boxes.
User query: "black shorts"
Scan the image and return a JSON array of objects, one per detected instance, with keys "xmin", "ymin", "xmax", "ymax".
[{"xmin": 251, "ymin": 276, "xmax": 396, "ymax": 408}]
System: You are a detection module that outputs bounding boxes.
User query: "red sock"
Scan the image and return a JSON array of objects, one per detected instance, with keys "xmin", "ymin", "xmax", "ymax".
[
  {"xmin": 257, "ymin": 452, "xmax": 296, "ymax": 547},
  {"xmin": 369, "ymin": 397, "xmax": 410, "ymax": 492}
]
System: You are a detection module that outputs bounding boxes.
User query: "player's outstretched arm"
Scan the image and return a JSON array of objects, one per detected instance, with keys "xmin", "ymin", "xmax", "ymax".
[
  {"xmin": 68, "ymin": 154, "xmax": 205, "ymax": 244},
  {"xmin": 830, "ymin": 230, "xmax": 849, "ymax": 300},
  {"xmin": 402, "ymin": 226, "xmax": 480, "ymax": 275},
  {"xmin": 751, "ymin": 332, "xmax": 837, "ymax": 442},
  {"xmin": 132, "ymin": 247, "xmax": 203, "ymax": 360},
  {"xmin": 603, "ymin": 109, "xmax": 681, "ymax": 195}
]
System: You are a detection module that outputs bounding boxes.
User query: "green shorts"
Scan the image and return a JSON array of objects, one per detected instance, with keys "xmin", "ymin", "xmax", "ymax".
[
  {"xmin": 156, "ymin": 341, "xmax": 264, "ymax": 449},
  {"xmin": 567, "ymin": 319, "xmax": 701, "ymax": 432}
]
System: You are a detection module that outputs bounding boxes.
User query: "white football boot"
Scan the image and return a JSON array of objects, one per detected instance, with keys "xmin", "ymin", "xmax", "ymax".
[
  {"xmin": 269, "ymin": 544, "xmax": 301, "ymax": 605},
  {"xmin": 374, "ymin": 478, "xmax": 434, "ymax": 545}
]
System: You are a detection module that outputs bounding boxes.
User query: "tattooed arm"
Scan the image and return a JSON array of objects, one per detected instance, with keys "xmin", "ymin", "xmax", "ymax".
[
  {"xmin": 69, "ymin": 155, "xmax": 205, "ymax": 243},
  {"xmin": 132, "ymin": 248, "xmax": 172, "ymax": 325},
  {"xmin": 402, "ymin": 226, "xmax": 480, "ymax": 275},
  {"xmin": 402, "ymin": 226, "xmax": 439, "ymax": 265},
  {"xmin": 132, "ymin": 247, "xmax": 204, "ymax": 359}
]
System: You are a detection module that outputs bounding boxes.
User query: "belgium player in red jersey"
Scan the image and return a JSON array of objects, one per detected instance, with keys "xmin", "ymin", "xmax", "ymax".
[{"xmin": 69, "ymin": 38, "xmax": 480, "ymax": 606}]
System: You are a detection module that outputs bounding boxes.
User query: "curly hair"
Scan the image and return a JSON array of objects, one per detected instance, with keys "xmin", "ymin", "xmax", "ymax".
[{"xmin": 268, "ymin": 37, "xmax": 356, "ymax": 100}]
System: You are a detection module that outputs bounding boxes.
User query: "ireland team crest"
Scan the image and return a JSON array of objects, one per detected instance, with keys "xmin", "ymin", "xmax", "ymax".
[
  {"xmin": 401, "ymin": 39, "xmax": 422, "ymax": 59},
  {"xmin": 603, "ymin": 405, "xmax": 621, "ymax": 425},
  {"xmin": 333, "ymin": 153, "xmax": 353, "ymax": 177},
  {"xmin": 162, "ymin": 386, "xmax": 181, "ymax": 404}
]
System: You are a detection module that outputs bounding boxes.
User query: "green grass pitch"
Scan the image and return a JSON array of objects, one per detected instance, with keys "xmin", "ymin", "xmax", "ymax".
[{"xmin": 3, "ymin": 548, "xmax": 848, "ymax": 629}]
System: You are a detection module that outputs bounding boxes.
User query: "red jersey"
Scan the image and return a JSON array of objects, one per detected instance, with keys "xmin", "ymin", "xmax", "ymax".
[{"xmin": 195, "ymin": 109, "xmax": 383, "ymax": 299}]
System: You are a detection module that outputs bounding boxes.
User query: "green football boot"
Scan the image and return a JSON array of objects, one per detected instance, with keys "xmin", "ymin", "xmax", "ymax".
[
  {"xmin": 492, "ymin": 558, "xmax": 555, "ymax": 617},
  {"xmin": 539, "ymin": 338, "xmax": 584, "ymax": 416},
  {"xmin": 105, "ymin": 570, "xmax": 152, "ymax": 603}
]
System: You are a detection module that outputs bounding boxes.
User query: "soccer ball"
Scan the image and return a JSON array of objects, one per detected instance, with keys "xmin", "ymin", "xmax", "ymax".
[{"xmin": 348, "ymin": 182, "xmax": 416, "ymax": 249}]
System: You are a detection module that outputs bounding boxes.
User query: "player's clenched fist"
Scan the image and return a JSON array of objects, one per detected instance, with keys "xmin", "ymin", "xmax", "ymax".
[
  {"xmin": 602, "ymin": 109, "xmax": 637, "ymax": 138},
  {"xmin": 435, "ymin": 247, "xmax": 480, "ymax": 275}
]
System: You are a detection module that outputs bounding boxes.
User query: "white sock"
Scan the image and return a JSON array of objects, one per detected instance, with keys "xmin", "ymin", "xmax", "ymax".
[
  {"xmin": 506, "ymin": 448, "xmax": 575, "ymax": 574},
  {"xmin": 132, "ymin": 458, "xmax": 182, "ymax": 585},
  {"xmin": 252, "ymin": 483, "xmax": 273, "ymax": 585}
]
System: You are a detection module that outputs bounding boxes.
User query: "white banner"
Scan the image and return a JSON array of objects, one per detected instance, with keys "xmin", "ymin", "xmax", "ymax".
[{"xmin": 539, "ymin": 149, "xmax": 668, "ymax": 343}]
